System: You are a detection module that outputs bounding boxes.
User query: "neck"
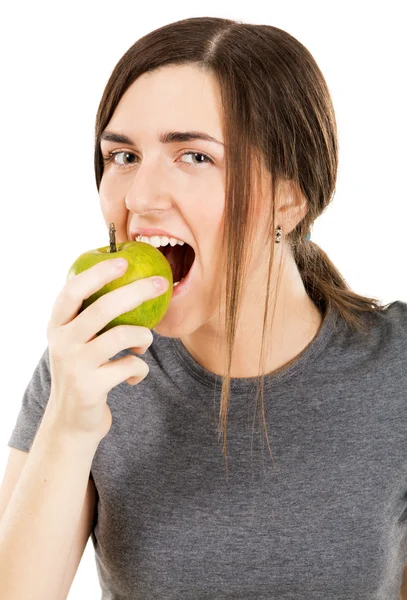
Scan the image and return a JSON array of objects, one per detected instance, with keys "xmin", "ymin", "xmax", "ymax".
[{"xmin": 179, "ymin": 252, "xmax": 323, "ymax": 379}]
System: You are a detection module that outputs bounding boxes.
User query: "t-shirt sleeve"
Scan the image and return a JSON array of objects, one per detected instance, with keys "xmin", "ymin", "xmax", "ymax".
[{"xmin": 7, "ymin": 345, "xmax": 52, "ymax": 453}]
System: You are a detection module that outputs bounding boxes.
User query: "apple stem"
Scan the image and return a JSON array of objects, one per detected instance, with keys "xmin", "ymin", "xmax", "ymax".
[{"xmin": 109, "ymin": 222, "xmax": 117, "ymax": 253}]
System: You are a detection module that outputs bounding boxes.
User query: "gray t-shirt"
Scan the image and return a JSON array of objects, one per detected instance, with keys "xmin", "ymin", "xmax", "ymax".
[{"xmin": 7, "ymin": 299, "xmax": 407, "ymax": 599}]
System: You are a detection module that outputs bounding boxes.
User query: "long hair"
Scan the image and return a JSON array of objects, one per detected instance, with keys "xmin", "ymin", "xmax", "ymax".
[{"xmin": 93, "ymin": 17, "xmax": 387, "ymax": 478}]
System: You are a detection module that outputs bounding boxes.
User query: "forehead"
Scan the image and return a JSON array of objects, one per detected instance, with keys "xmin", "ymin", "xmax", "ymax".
[{"xmin": 105, "ymin": 64, "xmax": 224, "ymax": 140}]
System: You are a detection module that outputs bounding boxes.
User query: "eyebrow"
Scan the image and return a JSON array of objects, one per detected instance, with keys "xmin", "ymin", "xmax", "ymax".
[{"xmin": 100, "ymin": 129, "xmax": 224, "ymax": 147}]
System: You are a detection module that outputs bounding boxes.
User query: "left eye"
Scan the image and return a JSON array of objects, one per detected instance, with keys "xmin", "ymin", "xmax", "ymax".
[
  {"xmin": 180, "ymin": 151, "xmax": 214, "ymax": 167},
  {"xmin": 102, "ymin": 150, "xmax": 214, "ymax": 169}
]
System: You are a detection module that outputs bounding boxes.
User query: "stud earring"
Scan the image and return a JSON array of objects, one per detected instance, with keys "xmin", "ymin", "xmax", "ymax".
[{"xmin": 274, "ymin": 225, "xmax": 311, "ymax": 243}]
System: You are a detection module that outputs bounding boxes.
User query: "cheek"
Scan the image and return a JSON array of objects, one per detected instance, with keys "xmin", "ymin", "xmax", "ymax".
[
  {"xmin": 192, "ymin": 203, "xmax": 223, "ymax": 264},
  {"xmin": 183, "ymin": 169, "xmax": 225, "ymax": 240},
  {"xmin": 194, "ymin": 195, "xmax": 225, "ymax": 243},
  {"xmin": 193, "ymin": 198, "xmax": 225, "ymax": 283},
  {"xmin": 99, "ymin": 178, "xmax": 129, "ymax": 239}
]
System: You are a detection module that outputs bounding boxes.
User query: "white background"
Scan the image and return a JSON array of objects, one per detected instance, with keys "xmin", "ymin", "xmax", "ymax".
[{"xmin": 0, "ymin": 0, "xmax": 406, "ymax": 597}]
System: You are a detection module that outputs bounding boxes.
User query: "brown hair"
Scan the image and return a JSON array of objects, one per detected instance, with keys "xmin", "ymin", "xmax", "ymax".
[{"xmin": 93, "ymin": 16, "xmax": 388, "ymax": 477}]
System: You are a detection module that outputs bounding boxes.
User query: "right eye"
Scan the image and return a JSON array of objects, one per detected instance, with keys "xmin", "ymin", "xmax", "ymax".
[{"xmin": 103, "ymin": 151, "xmax": 138, "ymax": 168}]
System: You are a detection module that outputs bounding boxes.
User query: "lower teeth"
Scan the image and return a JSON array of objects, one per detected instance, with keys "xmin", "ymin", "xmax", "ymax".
[{"xmin": 173, "ymin": 277, "xmax": 185, "ymax": 287}]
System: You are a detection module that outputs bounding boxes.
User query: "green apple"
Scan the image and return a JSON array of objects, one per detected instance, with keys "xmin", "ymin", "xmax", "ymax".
[{"xmin": 66, "ymin": 222, "xmax": 173, "ymax": 334}]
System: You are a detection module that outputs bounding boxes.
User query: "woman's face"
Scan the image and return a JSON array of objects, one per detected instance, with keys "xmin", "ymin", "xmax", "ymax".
[{"xmin": 99, "ymin": 64, "xmax": 228, "ymax": 338}]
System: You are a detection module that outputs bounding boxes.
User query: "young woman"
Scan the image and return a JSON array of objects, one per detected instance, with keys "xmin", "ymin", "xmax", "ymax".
[{"xmin": 1, "ymin": 16, "xmax": 406, "ymax": 600}]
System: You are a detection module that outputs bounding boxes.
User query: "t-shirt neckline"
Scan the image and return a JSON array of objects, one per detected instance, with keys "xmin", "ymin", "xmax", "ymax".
[{"xmin": 154, "ymin": 303, "xmax": 340, "ymax": 393}]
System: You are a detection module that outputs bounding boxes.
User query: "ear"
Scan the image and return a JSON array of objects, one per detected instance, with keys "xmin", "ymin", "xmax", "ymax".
[{"xmin": 275, "ymin": 179, "xmax": 308, "ymax": 234}]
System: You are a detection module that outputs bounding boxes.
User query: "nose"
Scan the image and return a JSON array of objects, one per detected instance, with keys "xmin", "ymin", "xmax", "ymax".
[{"xmin": 124, "ymin": 161, "xmax": 173, "ymax": 215}]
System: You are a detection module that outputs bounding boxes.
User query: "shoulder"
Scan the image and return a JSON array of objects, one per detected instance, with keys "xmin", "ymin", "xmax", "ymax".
[
  {"xmin": 337, "ymin": 300, "xmax": 407, "ymax": 361},
  {"xmin": 363, "ymin": 300, "xmax": 407, "ymax": 359},
  {"xmin": 372, "ymin": 300, "xmax": 407, "ymax": 335},
  {"xmin": 381, "ymin": 299, "xmax": 407, "ymax": 319}
]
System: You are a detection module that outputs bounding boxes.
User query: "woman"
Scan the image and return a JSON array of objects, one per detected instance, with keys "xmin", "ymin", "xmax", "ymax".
[{"xmin": 1, "ymin": 16, "xmax": 407, "ymax": 600}]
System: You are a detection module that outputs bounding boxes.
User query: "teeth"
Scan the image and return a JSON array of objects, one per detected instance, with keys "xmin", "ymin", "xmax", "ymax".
[
  {"xmin": 173, "ymin": 277, "xmax": 185, "ymax": 287},
  {"xmin": 135, "ymin": 234, "xmax": 185, "ymax": 248}
]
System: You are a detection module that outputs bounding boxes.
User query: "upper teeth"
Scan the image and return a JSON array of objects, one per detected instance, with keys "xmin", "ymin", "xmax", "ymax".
[{"xmin": 135, "ymin": 235, "xmax": 185, "ymax": 248}]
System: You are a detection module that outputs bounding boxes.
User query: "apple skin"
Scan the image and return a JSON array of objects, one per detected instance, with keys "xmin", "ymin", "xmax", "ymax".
[{"xmin": 66, "ymin": 240, "xmax": 173, "ymax": 334}]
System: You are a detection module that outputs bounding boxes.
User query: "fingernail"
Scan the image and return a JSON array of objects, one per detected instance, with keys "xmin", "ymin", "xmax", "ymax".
[
  {"xmin": 113, "ymin": 258, "xmax": 127, "ymax": 269},
  {"xmin": 151, "ymin": 277, "xmax": 169, "ymax": 291}
]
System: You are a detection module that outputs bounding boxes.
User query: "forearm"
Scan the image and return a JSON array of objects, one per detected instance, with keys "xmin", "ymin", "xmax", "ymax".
[{"xmin": 0, "ymin": 407, "xmax": 99, "ymax": 599}]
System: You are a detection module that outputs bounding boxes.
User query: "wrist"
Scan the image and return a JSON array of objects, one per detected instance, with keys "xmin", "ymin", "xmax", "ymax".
[{"xmin": 40, "ymin": 402, "xmax": 103, "ymax": 454}]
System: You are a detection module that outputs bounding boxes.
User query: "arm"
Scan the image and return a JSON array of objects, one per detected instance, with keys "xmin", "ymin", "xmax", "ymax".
[{"xmin": 0, "ymin": 405, "xmax": 100, "ymax": 600}]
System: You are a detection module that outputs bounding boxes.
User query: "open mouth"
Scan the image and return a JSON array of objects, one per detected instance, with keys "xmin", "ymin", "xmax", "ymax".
[{"xmin": 158, "ymin": 243, "xmax": 195, "ymax": 284}]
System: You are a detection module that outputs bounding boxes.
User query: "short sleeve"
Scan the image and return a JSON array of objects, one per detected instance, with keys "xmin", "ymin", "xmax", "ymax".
[{"xmin": 7, "ymin": 345, "xmax": 52, "ymax": 453}]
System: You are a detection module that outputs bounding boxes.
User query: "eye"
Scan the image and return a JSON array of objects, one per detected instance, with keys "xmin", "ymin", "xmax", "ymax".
[
  {"xmin": 179, "ymin": 151, "xmax": 214, "ymax": 168},
  {"xmin": 102, "ymin": 150, "xmax": 214, "ymax": 169},
  {"xmin": 102, "ymin": 151, "xmax": 137, "ymax": 168}
]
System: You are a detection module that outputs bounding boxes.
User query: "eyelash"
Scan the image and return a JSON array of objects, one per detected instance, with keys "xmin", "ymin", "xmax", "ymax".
[{"xmin": 102, "ymin": 149, "xmax": 214, "ymax": 169}]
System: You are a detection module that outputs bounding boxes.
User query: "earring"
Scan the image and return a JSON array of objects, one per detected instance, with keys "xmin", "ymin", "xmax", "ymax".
[
  {"xmin": 275, "ymin": 225, "xmax": 283, "ymax": 243},
  {"xmin": 275, "ymin": 225, "xmax": 311, "ymax": 243}
]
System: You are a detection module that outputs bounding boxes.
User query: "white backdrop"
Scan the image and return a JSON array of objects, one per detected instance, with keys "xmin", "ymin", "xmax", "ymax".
[{"xmin": 0, "ymin": 1, "xmax": 406, "ymax": 598}]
